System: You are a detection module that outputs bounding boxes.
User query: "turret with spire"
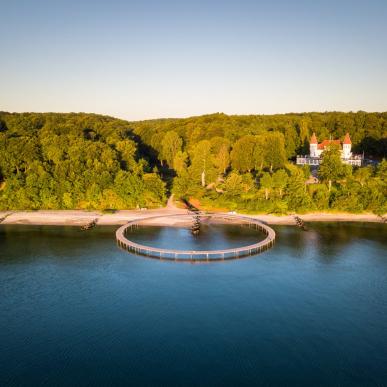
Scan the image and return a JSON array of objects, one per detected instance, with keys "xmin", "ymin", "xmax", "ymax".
[
  {"xmin": 342, "ymin": 132, "xmax": 352, "ymax": 159},
  {"xmin": 297, "ymin": 131, "xmax": 361, "ymax": 166},
  {"xmin": 310, "ymin": 132, "xmax": 318, "ymax": 157}
]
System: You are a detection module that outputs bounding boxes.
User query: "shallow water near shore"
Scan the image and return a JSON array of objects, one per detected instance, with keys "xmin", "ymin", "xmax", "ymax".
[
  {"xmin": 128, "ymin": 223, "xmax": 264, "ymax": 251},
  {"xmin": 0, "ymin": 223, "xmax": 386, "ymax": 386}
]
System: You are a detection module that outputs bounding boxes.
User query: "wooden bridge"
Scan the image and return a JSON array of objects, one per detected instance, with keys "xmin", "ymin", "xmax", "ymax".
[{"xmin": 116, "ymin": 213, "xmax": 276, "ymax": 262}]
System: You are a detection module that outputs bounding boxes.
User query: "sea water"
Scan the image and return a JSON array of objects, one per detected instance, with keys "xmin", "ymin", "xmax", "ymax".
[{"xmin": 0, "ymin": 223, "xmax": 386, "ymax": 386}]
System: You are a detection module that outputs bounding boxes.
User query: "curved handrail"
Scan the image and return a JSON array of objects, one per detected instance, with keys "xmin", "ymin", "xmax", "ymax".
[{"xmin": 115, "ymin": 213, "xmax": 275, "ymax": 262}]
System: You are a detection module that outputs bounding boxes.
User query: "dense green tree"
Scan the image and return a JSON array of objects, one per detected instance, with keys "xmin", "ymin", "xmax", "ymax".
[
  {"xmin": 318, "ymin": 145, "xmax": 348, "ymax": 191},
  {"xmin": 116, "ymin": 139, "xmax": 137, "ymax": 170},
  {"xmin": 160, "ymin": 131, "xmax": 183, "ymax": 167},
  {"xmin": 353, "ymin": 166, "xmax": 373, "ymax": 187},
  {"xmin": 189, "ymin": 140, "xmax": 215, "ymax": 187},
  {"xmin": 264, "ymin": 132, "xmax": 287, "ymax": 172},
  {"xmin": 217, "ymin": 145, "xmax": 230, "ymax": 175},
  {"xmin": 173, "ymin": 151, "xmax": 188, "ymax": 176},
  {"xmin": 272, "ymin": 169, "xmax": 288, "ymax": 198},
  {"xmin": 230, "ymin": 135, "xmax": 255, "ymax": 173},
  {"xmin": 301, "ymin": 164, "xmax": 311, "ymax": 179},
  {"xmin": 212, "ymin": 139, "xmax": 230, "ymax": 175},
  {"xmin": 260, "ymin": 173, "xmax": 273, "ymax": 200},
  {"xmin": 172, "ymin": 170, "xmax": 197, "ymax": 198},
  {"xmin": 284, "ymin": 125, "xmax": 298, "ymax": 158},
  {"xmin": 224, "ymin": 173, "xmax": 243, "ymax": 197},
  {"xmin": 310, "ymin": 184, "xmax": 330, "ymax": 210},
  {"xmin": 0, "ymin": 111, "xmax": 385, "ymax": 214},
  {"xmin": 376, "ymin": 159, "xmax": 387, "ymax": 181},
  {"xmin": 0, "ymin": 112, "xmax": 166, "ymax": 210},
  {"xmin": 286, "ymin": 169, "xmax": 312, "ymax": 211},
  {"xmin": 252, "ymin": 135, "xmax": 267, "ymax": 171}
]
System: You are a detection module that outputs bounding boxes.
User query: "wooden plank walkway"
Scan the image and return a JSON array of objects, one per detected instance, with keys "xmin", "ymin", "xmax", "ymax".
[{"xmin": 116, "ymin": 213, "xmax": 276, "ymax": 262}]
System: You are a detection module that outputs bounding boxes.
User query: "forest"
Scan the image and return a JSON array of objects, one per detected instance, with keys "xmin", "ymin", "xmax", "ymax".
[
  {"xmin": 0, "ymin": 112, "xmax": 166, "ymax": 210},
  {"xmin": 0, "ymin": 111, "xmax": 386, "ymax": 214}
]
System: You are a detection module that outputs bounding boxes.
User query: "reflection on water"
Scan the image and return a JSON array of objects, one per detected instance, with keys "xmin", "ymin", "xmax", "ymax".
[
  {"xmin": 128, "ymin": 223, "xmax": 264, "ymax": 251},
  {"xmin": 275, "ymin": 222, "xmax": 386, "ymax": 262},
  {"xmin": 0, "ymin": 223, "xmax": 386, "ymax": 386}
]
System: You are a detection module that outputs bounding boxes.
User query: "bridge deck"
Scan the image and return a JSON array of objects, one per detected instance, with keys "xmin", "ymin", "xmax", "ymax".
[{"xmin": 116, "ymin": 213, "xmax": 275, "ymax": 262}]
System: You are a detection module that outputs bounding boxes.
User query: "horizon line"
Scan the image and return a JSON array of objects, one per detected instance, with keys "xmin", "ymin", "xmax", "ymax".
[{"xmin": 2, "ymin": 109, "xmax": 387, "ymax": 123}]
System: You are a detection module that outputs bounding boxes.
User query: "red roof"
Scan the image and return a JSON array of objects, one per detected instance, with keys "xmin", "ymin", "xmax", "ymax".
[
  {"xmin": 343, "ymin": 133, "xmax": 352, "ymax": 144},
  {"xmin": 310, "ymin": 133, "xmax": 318, "ymax": 144},
  {"xmin": 317, "ymin": 139, "xmax": 341, "ymax": 150}
]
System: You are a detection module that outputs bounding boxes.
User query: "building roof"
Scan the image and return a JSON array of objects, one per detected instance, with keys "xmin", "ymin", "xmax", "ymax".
[
  {"xmin": 310, "ymin": 132, "xmax": 352, "ymax": 150},
  {"xmin": 343, "ymin": 132, "xmax": 352, "ymax": 144},
  {"xmin": 317, "ymin": 139, "xmax": 341, "ymax": 150}
]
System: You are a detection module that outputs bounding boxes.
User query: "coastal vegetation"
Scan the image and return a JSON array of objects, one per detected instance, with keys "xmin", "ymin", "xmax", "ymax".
[
  {"xmin": 0, "ymin": 111, "xmax": 386, "ymax": 213},
  {"xmin": 0, "ymin": 113, "xmax": 166, "ymax": 210}
]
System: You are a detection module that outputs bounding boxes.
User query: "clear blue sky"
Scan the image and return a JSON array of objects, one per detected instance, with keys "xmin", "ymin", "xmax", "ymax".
[{"xmin": 1, "ymin": 0, "xmax": 386, "ymax": 120}]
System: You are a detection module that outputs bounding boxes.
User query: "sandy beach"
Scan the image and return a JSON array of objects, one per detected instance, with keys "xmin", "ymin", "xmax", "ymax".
[{"xmin": 0, "ymin": 209, "xmax": 385, "ymax": 226}]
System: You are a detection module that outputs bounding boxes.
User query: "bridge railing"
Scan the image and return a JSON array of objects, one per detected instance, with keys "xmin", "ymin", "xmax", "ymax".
[{"xmin": 116, "ymin": 213, "xmax": 276, "ymax": 262}]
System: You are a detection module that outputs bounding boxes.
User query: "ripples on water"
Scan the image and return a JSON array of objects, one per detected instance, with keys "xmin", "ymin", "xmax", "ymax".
[{"xmin": 0, "ymin": 223, "xmax": 386, "ymax": 386}]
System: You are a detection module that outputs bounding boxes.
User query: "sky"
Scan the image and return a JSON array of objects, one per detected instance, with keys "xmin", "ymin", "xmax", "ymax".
[{"xmin": 0, "ymin": 0, "xmax": 386, "ymax": 120}]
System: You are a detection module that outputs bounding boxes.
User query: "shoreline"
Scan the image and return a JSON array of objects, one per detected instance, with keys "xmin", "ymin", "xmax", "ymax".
[{"xmin": 0, "ymin": 210, "xmax": 385, "ymax": 226}]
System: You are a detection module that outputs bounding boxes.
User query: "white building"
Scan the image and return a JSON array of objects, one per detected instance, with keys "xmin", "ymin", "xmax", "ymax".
[{"xmin": 297, "ymin": 133, "xmax": 363, "ymax": 167}]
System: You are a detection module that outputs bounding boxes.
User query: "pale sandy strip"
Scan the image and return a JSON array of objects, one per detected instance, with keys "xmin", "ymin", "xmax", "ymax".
[{"xmin": 0, "ymin": 209, "xmax": 385, "ymax": 226}]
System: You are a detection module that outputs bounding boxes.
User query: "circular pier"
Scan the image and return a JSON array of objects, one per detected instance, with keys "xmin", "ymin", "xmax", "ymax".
[{"xmin": 116, "ymin": 213, "xmax": 275, "ymax": 262}]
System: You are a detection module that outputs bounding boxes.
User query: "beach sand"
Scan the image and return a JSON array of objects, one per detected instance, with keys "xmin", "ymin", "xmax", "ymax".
[{"xmin": 0, "ymin": 209, "xmax": 384, "ymax": 226}]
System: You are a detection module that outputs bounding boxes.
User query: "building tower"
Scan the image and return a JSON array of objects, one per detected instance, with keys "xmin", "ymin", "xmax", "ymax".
[
  {"xmin": 342, "ymin": 133, "xmax": 352, "ymax": 159},
  {"xmin": 310, "ymin": 133, "xmax": 318, "ymax": 157}
]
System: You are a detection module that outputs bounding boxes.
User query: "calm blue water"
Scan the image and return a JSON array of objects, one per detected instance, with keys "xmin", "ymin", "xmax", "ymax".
[{"xmin": 0, "ymin": 223, "xmax": 386, "ymax": 386}]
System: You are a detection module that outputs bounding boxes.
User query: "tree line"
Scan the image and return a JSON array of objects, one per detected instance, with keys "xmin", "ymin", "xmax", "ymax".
[
  {"xmin": 0, "ymin": 111, "xmax": 386, "ymax": 213},
  {"xmin": 0, "ymin": 112, "xmax": 165, "ymax": 210},
  {"xmin": 131, "ymin": 111, "xmax": 387, "ymax": 159},
  {"xmin": 166, "ymin": 132, "xmax": 386, "ymax": 215}
]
